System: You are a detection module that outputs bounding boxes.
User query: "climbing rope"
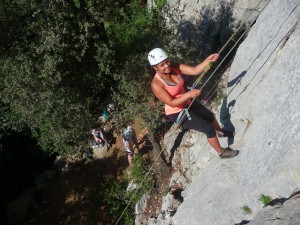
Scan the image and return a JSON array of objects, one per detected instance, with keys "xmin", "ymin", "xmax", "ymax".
[
  {"xmin": 176, "ymin": 0, "xmax": 271, "ymax": 126},
  {"xmin": 114, "ymin": 0, "xmax": 271, "ymax": 224},
  {"xmin": 114, "ymin": 145, "xmax": 164, "ymax": 225}
]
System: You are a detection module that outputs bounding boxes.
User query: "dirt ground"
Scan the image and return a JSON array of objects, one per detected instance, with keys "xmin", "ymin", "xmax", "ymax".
[{"xmin": 24, "ymin": 121, "xmax": 171, "ymax": 225}]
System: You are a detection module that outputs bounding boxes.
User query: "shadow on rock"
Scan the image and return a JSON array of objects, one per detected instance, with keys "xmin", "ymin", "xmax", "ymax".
[
  {"xmin": 234, "ymin": 220, "xmax": 250, "ymax": 225},
  {"xmin": 220, "ymin": 97, "xmax": 236, "ymax": 146},
  {"xmin": 168, "ymin": 128, "xmax": 188, "ymax": 166}
]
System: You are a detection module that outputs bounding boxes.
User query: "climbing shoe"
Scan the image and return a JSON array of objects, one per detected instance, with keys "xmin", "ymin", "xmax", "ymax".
[
  {"xmin": 217, "ymin": 128, "xmax": 235, "ymax": 138},
  {"xmin": 219, "ymin": 147, "xmax": 239, "ymax": 159}
]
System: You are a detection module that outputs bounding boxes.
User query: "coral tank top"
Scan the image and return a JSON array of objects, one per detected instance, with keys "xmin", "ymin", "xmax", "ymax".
[{"xmin": 154, "ymin": 68, "xmax": 186, "ymax": 115}]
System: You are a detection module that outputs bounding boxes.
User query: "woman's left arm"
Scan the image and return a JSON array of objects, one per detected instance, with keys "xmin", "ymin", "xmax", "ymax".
[{"xmin": 179, "ymin": 53, "xmax": 219, "ymax": 75}]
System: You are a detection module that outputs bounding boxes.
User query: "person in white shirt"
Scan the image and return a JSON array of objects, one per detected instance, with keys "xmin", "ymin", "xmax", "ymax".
[{"xmin": 122, "ymin": 126, "xmax": 139, "ymax": 165}]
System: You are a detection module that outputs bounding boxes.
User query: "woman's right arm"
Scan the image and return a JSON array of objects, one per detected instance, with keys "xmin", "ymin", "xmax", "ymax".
[
  {"xmin": 151, "ymin": 79, "xmax": 201, "ymax": 107},
  {"xmin": 179, "ymin": 53, "xmax": 219, "ymax": 75}
]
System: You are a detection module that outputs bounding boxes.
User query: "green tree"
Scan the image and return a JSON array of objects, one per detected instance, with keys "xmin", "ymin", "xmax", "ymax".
[
  {"xmin": 0, "ymin": 0, "xmax": 116, "ymax": 154},
  {"xmin": 105, "ymin": 0, "xmax": 171, "ymax": 172},
  {"xmin": 0, "ymin": 0, "xmax": 171, "ymax": 161}
]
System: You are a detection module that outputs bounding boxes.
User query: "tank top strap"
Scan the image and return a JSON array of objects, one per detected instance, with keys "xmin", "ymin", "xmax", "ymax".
[
  {"xmin": 154, "ymin": 73, "xmax": 165, "ymax": 83},
  {"xmin": 154, "ymin": 67, "xmax": 182, "ymax": 84},
  {"xmin": 153, "ymin": 67, "xmax": 185, "ymax": 115}
]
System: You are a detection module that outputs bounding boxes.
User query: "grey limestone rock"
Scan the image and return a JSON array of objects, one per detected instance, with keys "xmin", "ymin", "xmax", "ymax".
[
  {"xmin": 160, "ymin": 0, "xmax": 300, "ymax": 225},
  {"xmin": 247, "ymin": 191, "xmax": 300, "ymax": 225}
]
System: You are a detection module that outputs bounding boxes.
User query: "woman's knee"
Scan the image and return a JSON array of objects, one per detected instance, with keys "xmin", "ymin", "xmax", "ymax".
[
  {"xmin": 206, "ymin": 114, "xmax": 215, "ymax": 123},
  {"xmin": 206, "ymin": 128, "xmax": 216, "ymax": 138}
]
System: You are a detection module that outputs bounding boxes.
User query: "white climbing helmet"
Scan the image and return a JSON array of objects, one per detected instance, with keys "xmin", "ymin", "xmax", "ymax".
[{"xmin": 148, "ymin": 48, "xmax": 169, "ymax": 65}]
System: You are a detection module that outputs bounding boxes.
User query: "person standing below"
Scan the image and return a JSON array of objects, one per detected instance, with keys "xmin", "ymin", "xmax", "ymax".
[
  {"xmin": 122, "ymin": 126, "xmax": 139, "ymax": 165},
  {"xmin": 148, "ymin": 48, "xmax": 238, "ymax": 159}
]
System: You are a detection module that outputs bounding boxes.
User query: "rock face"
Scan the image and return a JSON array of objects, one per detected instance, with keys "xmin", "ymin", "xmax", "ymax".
[
  {"xmin": 162, "ymin": 0, "xmax": 269, "ymax": 55},
  {"xmin": 154, "ymin": 0, "xmax": 300, "ymax": 224},
  {"xmin": 248, "ymin": 191, "xmax": 300, "ymax": 225}
]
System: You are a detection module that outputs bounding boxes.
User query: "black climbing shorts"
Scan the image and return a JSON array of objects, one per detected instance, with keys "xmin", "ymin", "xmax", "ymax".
[{"xmin": 167, "ymin": 99, "xmax": 216, "ymax": 138}]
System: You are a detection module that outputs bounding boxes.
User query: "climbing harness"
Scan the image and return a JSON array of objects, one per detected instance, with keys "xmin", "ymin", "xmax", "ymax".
[
  {"xmin": 115, "ymin": 0, "xmax": 271, "ymax": 224},
  {"xmin": 174, "ymin": 85, "xmax": 195, "ymax": 124}
]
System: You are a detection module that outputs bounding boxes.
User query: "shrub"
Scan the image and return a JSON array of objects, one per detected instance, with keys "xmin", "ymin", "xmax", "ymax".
[
  {"xmin": 241, "ymin": 205, "xmax": 252, "ymax": 214},
  {"xmin": 91, "ymin": 155, "xmax": 156, "ymax": 224},
  {"xmin": 258, "ymin": 194, "xmax": 273, "ymax": 207},
  {"xmin": 91, "ymin": 176, "xmax": 135, "ymax": 225},
  {"xmin": 130, "ymin": 153, "xmax": 155, "ymax": 197}
]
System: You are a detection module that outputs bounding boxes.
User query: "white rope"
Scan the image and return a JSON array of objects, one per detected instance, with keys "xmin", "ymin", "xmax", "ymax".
[
  {"xmin": 176, "ymin": 0, "xmax": 271, "ymax": 126},
  {"xmin": 114, "ymin": 144, "xmax": 164, "ymax": 225}
]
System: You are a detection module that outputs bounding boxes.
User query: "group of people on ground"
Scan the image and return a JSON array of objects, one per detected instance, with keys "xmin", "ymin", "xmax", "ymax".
[
  {"xmin": 90, "ymin": 103, "xmax": 140, "ymax": 165},
  {"xmin": 91, "ymin": 104, "xmax": 115, "ymax": 149}
]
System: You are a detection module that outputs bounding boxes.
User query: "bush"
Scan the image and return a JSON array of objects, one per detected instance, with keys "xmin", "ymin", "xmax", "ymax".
[
  {"xmin": 130, "ymin": 154, "xmax": 155, "ymax": 194},
  {"xmin": 92, "ymin": 176, "xmax": 134, "ymax": 224},
  {"xmin": 241, "ymin": 205, "xmax": 252, "ymax": 214},
  {"xmin": 258, "ymin": 194, "xmax": 273, "ymax": 207},
  {"xmin": 91, "ymin": 153, "xmax": 157, "ymax": 224}
]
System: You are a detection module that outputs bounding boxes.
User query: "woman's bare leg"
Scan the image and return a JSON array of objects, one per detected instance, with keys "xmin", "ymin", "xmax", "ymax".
[
  {"xmin": 207, "ymin": 136, "xmax": 222, "ymax": 154},
  {"xmin": 210, "ymin": 118, "xmax": 223, "ymax": 132},
  {"xmin": 128, "ymin": 155, "xmax": 133, "ymax": 165}
]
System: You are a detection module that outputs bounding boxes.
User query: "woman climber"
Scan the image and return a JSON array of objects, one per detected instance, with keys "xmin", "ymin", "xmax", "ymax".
[{"xmin": 148, "ymin": 48, "xmax": 239, "ymax": 159}]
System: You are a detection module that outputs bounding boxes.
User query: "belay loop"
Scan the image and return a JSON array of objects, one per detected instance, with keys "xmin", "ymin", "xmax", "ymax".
[
  {"xmin": 175, "ymin": 108, "xmax": 191, "ymax": 124},
  {"xmin": 176, "ymin": 84, "xmax": 197, "ymax": 125}
]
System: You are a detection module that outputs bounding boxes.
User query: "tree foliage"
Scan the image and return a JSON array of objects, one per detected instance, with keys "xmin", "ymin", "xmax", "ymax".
[
  {"xmin": 0, "ymin": 1, "xmax": 177, "ymax": 223},
  {"xmin": 91, "ymin": 154, "xmax": 155, "ymax": 225},
  {"xmin": 0, "ymin": 1, "xmax": 116, "ymax": 154},
  {"xmin": 0, "ymin": 0, "xmax": 170, "ymax": 155},
  {"xmin": 106, "ymin": 1, "xmax": 170, "ymax": 132}
]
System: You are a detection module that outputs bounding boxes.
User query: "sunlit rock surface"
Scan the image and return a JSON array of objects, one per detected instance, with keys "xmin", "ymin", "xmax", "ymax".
[{"xmin": 157, "ymin": 0, "xmax": 300, "ymax": 224}]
